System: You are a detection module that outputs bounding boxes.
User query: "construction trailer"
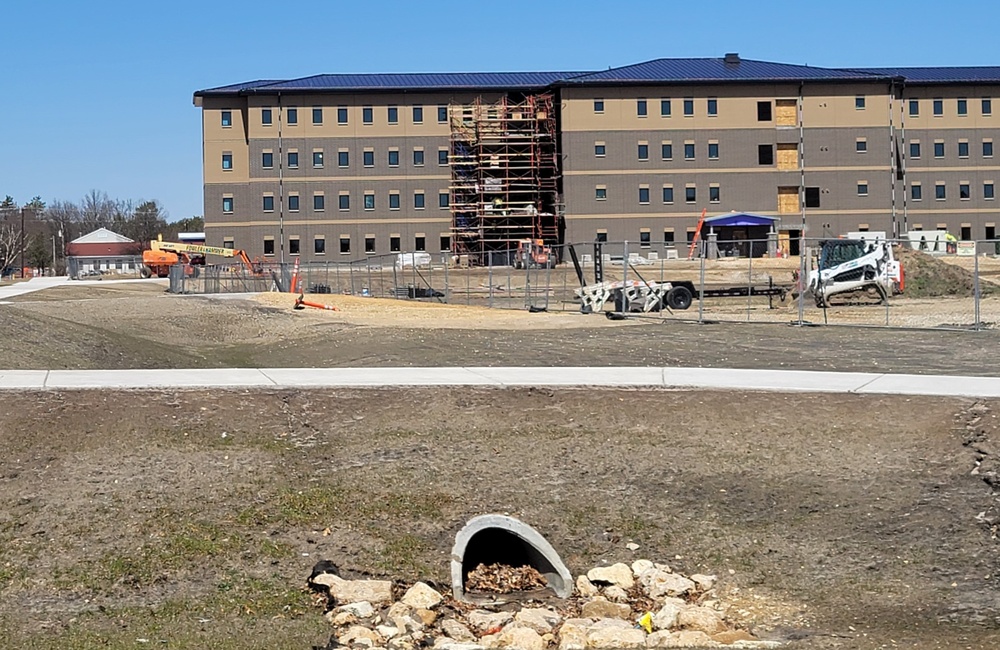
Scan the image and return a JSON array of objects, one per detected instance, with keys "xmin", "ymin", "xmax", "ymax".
[{"xmin": 448, "ymin": 95, "xmax": 562, "ymax": 265}]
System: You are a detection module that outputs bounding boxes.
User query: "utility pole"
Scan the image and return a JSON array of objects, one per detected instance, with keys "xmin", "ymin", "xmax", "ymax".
[{"xmin": 19, "ymin": 207, "xmax": 25, "ymax": 278}]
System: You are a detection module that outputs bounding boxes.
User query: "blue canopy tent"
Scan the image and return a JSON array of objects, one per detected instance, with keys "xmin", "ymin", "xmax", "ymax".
[{"xmin": 702, "ymin": 212, "xmax": 780, "ymax": 257}]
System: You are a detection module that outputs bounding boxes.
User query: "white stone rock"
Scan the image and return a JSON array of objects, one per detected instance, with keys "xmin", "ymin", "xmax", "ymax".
[
  {"xmin": 652, "ymin": 598, "xmax": 686, "ymax": 630},
  {"xmin": 498, "ymin": 625, "xmax": 545, "ymax": 650},
  {"xmin": 441, "ymin": 618, "xmax": 477, "ymax": 642},
  {"xmin": 645, "ymin": 630, "xmax": 674, "ymax": 648},
  {"xmin": 586, "ymin": 626, "xmax": 646, "ymax": 648},
  {"xmin": 676, "ymin": 606, "xmax": 726, "ymax": 635},
  {"xmin": 576, "ymin": 575, "xmax": 600, "ymax": 597},
  {"xmin": 514, "ymin": 607, "xmax": 561, "ymax": 634},
  {"xmin": 605, "ymin": 585, "xmax": 631, "ymax": 603},
  {"xmin": 626, "ymin": 542, "xmax": 640, "ymax": 551},
  {"xmin": 668, "ymin": 630, "xmax": 718, "ymax": 647},
  {"xmin": 631, "ymin": 559, "xmax": 654, "ymax": 577},
  {"xmin": 581, "ymin": 597, "xmax": 632, "ymax": 619},
  {"xmin": 402, "ymin": 581, "xmax": 444, "ymax": 609},
  {"xmin": 433, "ymin": 638, "xmax": 486, "ymax": 650},
  {"xmin": 479, "ymin": 633, "xmax": 501, "ymax": 649},
  {"xmin": 337, "ymin": 601, "xmax": 376, "ymax": 618},
  {"xmin": 313, "ymin": 574, "xmax": 394, "ymax": 605},
  {"xmin": 466, "ymin": 610, "xmax": 513, "ymax": 633},
  {"xmin": 587, "ymin": 563, "xmax": 635, "ymax": 589},
  {"xmin": 590, "ymin": 617, "xmax": 633, "ymax": 629},
  {"xmin": 690, "ymin": 574, "xmax": 717, "ymax": 592},
  {"xmin": 338, "ymin": 624, "xmax": 384, "ymax": 647},
  {"xmin": 557, "ymin": 620, "xmax": 589, "ymax": 650},
  {"xmin": 326, "ymin": 610, "xmax": 357, "ymax": 626},
  {"xmin": 376, "ymin": 624, "xmax": 400, "ymax": 639},
  {"xmin": 639, "ymin": 568, "xmax": 695, "ymax": 599}
]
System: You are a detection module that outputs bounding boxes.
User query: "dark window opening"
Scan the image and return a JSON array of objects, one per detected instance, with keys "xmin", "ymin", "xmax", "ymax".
[
  {"xmin": 805, "ymin": 187, "xmax": 820, "ymax": 208},
  {"xmin": 758, "ymin": 144, "xmax": 774, "ymax": 165},
  {"xmin": 757, "ymin": 101, "xmax": 772, "ymax": 121}
]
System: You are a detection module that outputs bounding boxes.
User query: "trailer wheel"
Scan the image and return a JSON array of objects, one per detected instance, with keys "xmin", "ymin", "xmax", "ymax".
[
  {"xmin": 666, "ymin": 285, "xmax": 693, "ymax": 310},
  {"xmin": 140, "ymin": 266, "xmax": 152, "ymax": 279}
]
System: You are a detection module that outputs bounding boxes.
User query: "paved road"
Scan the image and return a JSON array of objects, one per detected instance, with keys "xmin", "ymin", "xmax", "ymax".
[{"xmin": 0, "ymin": 366, "xmax": 993, "ymax": 397}]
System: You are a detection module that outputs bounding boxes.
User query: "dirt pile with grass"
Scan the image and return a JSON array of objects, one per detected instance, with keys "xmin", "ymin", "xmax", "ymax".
[{"xmin": 896, "ymin": 246, "xmax": 991, "ymax": 297}]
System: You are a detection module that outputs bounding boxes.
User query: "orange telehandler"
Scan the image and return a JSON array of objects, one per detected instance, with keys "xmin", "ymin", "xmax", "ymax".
[{"xmin": 140, "ymin": 240, "xmax": 261, "ymax": 278}]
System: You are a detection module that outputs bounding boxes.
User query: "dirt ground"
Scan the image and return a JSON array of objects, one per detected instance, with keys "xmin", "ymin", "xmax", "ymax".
[{"xmin": 1, "ymin": 388, "xmax": 998, "ymax": 649}]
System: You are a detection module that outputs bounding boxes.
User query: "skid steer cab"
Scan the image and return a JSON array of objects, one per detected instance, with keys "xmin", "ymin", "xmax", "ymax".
[
  {"xmin": 807, "ymin": 239, "xmax": 902, "ymax": 307},
  {"xmin": 513, "ymin": 239, "xmax": 556, "ymax": 269}
]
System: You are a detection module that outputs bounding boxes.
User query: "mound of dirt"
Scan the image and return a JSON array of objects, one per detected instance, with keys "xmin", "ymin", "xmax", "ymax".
[{"xmin": 896, "ymin": 246, "xmax": 991, "ymax": 297}]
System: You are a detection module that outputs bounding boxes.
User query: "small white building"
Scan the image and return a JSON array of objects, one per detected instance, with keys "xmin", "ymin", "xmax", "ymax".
[{"xmin": 65, "ymin": 228, "xmax": 143, "ymax": 276}]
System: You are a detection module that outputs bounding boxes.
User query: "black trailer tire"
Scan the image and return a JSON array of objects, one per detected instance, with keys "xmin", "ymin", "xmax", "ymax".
[
  {"xmin": 666, "ymin": 285, "xmax": 693, "ymax": 310},
  {"xmin": 140, "ymin": 266, "xmax": 152, "ymax": 279}
]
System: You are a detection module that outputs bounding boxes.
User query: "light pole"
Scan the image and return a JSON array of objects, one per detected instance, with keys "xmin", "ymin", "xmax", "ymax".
[{"xmin": 19, "ymin": 207, "xmax": 25, "ymax": 278}]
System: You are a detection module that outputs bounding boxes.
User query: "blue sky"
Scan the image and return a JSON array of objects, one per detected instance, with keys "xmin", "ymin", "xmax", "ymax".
[{"xmin": 4, "ymin": 0, "xmax": 999, "ymax": 221}]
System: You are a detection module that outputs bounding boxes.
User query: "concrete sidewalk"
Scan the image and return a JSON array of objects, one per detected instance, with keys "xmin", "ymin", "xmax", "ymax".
[
  {"xmin": 0, "ymin": 276, "xmax": 71, "ymax": 302},
  {"xmin": 0, "ymin": 366, "xmax": 990, "ymax": 397}
]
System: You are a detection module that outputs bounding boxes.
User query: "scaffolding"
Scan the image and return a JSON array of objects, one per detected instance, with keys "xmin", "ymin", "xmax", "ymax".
[{"xmin": 449, "ymin": 94, "xmax": 561, "ymax": 263}]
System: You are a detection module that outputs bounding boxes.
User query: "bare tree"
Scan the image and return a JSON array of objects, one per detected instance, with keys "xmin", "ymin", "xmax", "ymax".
[{"xmin": 0, "ymin": 196, "xmax": 25, "ymax": 275}]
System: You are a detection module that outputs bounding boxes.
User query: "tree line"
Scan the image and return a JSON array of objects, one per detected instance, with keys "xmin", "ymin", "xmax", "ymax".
[{"xmin": 0, "ymin": 191, "xmax": 203, "ymax": 274}]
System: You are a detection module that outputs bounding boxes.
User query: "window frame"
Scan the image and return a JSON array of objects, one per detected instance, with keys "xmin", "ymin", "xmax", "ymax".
[
  {"xmin": 221, "ymin": 110, "xmax": 232, "ymax": 127},
  {"xmin": 908, "ymin": 99, "xmax": 919, "ymax": 117},
  {"xmin": 222, "ymin": 197, "xmax": 233, "ymax": 213},
  {"xmin": 638, "ymin": 187, "xmax": 650, "ymax": 204},
  {"xmin": 287, "ymin": 151, "xmax": 299, "ymax": 168},
  {"xmin": 313, "ymin": 194, "xmax": 325, "ymax": 211},
  {"xmin": 364, "ymin": 193, "xmax": 376, "ymax": 211},
  {"xmin": 660, "ymin": 99, "xmax": 671, "ymax": 117},
  {"xmin": 221, "ymin": 153, "xmax": 233, "ymax": 170},
  {"xmin": 313, "ymin": 150, "xmax": 324, "ymax": 168},
  {"xmin": 413, "ymin": 149, "xmax": 425, "ymax": 166},
  {"xmin": 706, "ymin": 97, "xmax": 717, "ymax": 116},
  {"xmin": 683, "ymin": 97, "xmax": 694, "ymax": 116},
  {"xmin": 662, "ymin": 186, "xmax": 674, "ymax": 204},
  {"xmin": 262, "ymin": 195, "xmax": 274, "ymax": 212},
  {"xmin": 261, "ymin": 151, "xmax": 273, "ymax": 168},
  {"xmin": 412, "ymin": 105, "xmax": 423, "ymax": 124},
  {"xmin": 287, "ymin": 107, "xmax": 298, "ymax": 125},
  {"xmin": 636, "ymin": 99, "xmax": 647, "ymax": 117},
  {"xmin": 362, "ymin": 106, "xmax": 373, "ymax": 124},
  {"xmin": 261, "ymin": 108, "xmax": 272, "ymax": 125},
  {"xmin": 594, "ymin": 99, "xmax": 605, "ymax": 114},
  {"xmin": 338, "ymin": 150, "xmax": 349, "ymax": 167},
  {"xmin": 414, "ymin": 192, "xmax": 425, "ymax": 209},
  {"xmin": 312, "ymin": 107, "xmax": 323, "ymax": 125},
  {"xmin": 339, "ymin": 194, "xmax": 350, "ymax": 211}
]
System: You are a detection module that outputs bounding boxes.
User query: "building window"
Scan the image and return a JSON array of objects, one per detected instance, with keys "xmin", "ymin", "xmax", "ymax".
[
  {"xmin": 221, "ymin": 239, "xmax": 234, "ymax": 250},
  {"xmin": 908, "ymin": 99, "xmax": 919, "ymax": 116},
  {"xmin": 960, "ymin": 182, "xmax": 971, "ymax": 199},
  {"xmin": 640, "ymin": 231, "xmax": 651, "ymax": 247},
  {"xmin": 333, "ymin": 107, "xmax": 346, "ymax": 125},
  {"xmin": 313, "ymin": 151, "xmax": 324, "ymax": 168},
  {"xmin": 222, "ymin": 153, "xmax": 232, "ymax": 170},
  {"xmin": 959, "ymin": 141, "xmax": 969, "ymax": 158},
  {"xmin": 910, "ymin": 141, "xmax": 921, "ymax": 159},
  {"xmin": 438, "ymin": 105, "xmax": 448, "ymax": 123},
  {"xmin": 340, "ymin": 237, "xmax": 350, "ymax": 254},
  {"xmin": 685, "ymin": 187, "xmax": 696, "ymax": 203},
  {"xmin": 263, "ymin": 239, "xmax": 275, "ymax": 256},
  {"xmin": 683, "ymin": 98, "xmax": 694, "ymax": 116},
  {"xmin": 413, "ymin": 149, "xmax": 424, "ymax": 166},
  {"xmin": 855, "ymin": 96, "xmax": 865, "ymax": 110},
  {"xmin": 595, "ymin": 187, "xmax": 607, "ymax": 200},
  {"xmin": 985, "ymin": 182, "xmax": 995, "ymax": 199},
  {"xmin": 935, "ymin": 183, "xmax": 946, "ymax": 200},
  {"xmin": 983, "ymin": 98, "xmax": 993, "ymax": 116},
  {"xmin": 388, "ymin": 106, "xmax": 398, "ymax": 124},
  {"xmin": 805, "ymin": 187, "xmax": 821, "ymax": 208},
  {"xmin": 596, "ymin": 231, "xmax": 608, "ymax": 243},
  {"xmin": 595, "ymin": 143, "xmax": 606, "ymax": 157},
  {"xmin": 709, "ymin": 186, "xmax": 720, "ymax": 203},
  {"xmin": 262, "ymin": 152, "xmax": 273, "ymax": 168},
  {"xmin": 415, "ymin": 235, "xmax": 426, "ymax": 251},
  {"xmin": 388, "ymin": 150, "xmax": 399, "ymax": 166},
  {"xmin": 660, "ymin": 99, "xmax": 671, "ymax": 116},
  {"xmin": 337, "ymin": 150, "xmax": 349, "ymax": 167},
  {"xmin": 958, "ymin": 98, "xmax": 968, "ymax": 116},
  {"xmin": 339, "ymin": 194, "xmax": 350, "ymax": 210},
  {"xmin": 594, "ymin": 99, "xmax": 604, "ymax": 113},
  {"xmin": 857, "ymin": 182, "xmax": 868, "ymax": 196},
  {"xmin": 664, "ymin": 230, "xmax": 675, "ymax": 243},
  {"xmin": 314, "ymin": 194, "xmax": 325, "ymax": 210},
  {"xmin": 363, "ymin": 150, "xmax": 374, "ymax": 167},
  {"xmin": 707, "ymin": 98, "xmax": 717, "ymax": 116},
  {"xmin": 662, "ymin": 186, "xmax": 674, "ymax": 203},
  {"xmin": 933, "ymin": 99, "xmax": 943, "ymax": 116},
  {"xmin": 414, "ymin": 192, "xmax": 425, "ymax": 209},
  {"xmin": 289, "ymin": 238, "xmax": 300, "ymax": 255},
  {"xmin": 364, "ymin": 193, "xmax": 375, "ymax": 210},
  {"xmin": 365, "ymin": 236, "xmax": 376, "ymax": 254},
  {"xmin": 708, "ymin": 142, "xmax": 719, "ymax": 159},
  {"xmin": 312, "ymin": 107, "xmax": 323, "ymax": 125},
  {"xmin": 412, "ymin": 105, "xmax": 423, "ymax": 123},
  {"xmin": 757, "ymin": 101, "xmax": 772, "ymax": 121},
  {"xmin": 389, "ymin": 192, "xmax": 400, "ymax": 210},
  {"xmin": 934, "ymin": 141, "xmax": 945, "ymax": 158},
  {"xmin": 911, "ymin": 184, "xmax": 922, "ymax": 201},
  {"xmin": 262, "ymin": 108, "xmax": 272, "ymax": 125},
  {"xmin": 985, "ymin": 141, "xmax": 995, "ymax": 158},
  {"xmin": 288, "ymin": 151, "xmax": 299, "ymax": 168},
  {"xmin": 637, "ymin": 143, "xmax": 648, "ymax": 160},
  {"xmin": 662, "ymin": 143, "xmax": 673, "ymax": 160},
  {"xmin": 638, "ymin": 187, "xmax": 650, "ymax": 204},
  {"xmin": 362, "ymin": 106, "xmax": 373, "ymax": 124},
  {"xmin": 221, "ymin": 110, "xmax": 232, "ymax": 127},
  {"xmin": 440, "ymin": 235, "xmax": 451, "ymax": 252},
  {"xmin": 439, "ymin": 192, "xmax": 450, "ymax": 208},
  {"xmin": 684, "ymin": 143, "xmax": 695, "ymax": 160},
  {"xmin": 288, "ymin": 195, "xmax": 299, "ymax": 211},
  {"xmin": 438, "ymin": 149, "xmax": 448, "ymax": 166},
  {"xmin": 856, "ymin": 138, "xmax": 867, "ymax": 153},
  {"xmin": 758, "ymin": 144, "xmax": 774, "ymax": 165},
  {"xmin": 287, "ymin": 107, "xmax": 297, "ymax": 125},
  {"xmin": 222, "ymin": 197, "xmax": 233, "ymax": 213},
  {"xmin": 637, "ymin": 99, "xmax": 647, "ymax": 116}
]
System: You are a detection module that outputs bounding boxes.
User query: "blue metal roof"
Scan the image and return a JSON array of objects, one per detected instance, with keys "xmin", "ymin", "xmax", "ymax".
[
  {"xmin": 852, "ymin": 67, "xmax": 1000, "ymax": 84},
  {"xmin": 705, "ymin": 212, "xmax": 779, "ymax": 228},
  {"xmin": 561, "ymin": 58, "xmax": 888, "ymax": 84},
  {"xmin": 198, "ymin": 79, "xmax": 283, "ymax": 93}
]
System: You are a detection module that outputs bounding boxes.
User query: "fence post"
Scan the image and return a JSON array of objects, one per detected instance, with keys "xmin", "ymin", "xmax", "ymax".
[
  {"xmin": 507, "ymin": 256, "xmax": 512, "ymax": 310},
  {"xmin": 698, "ymin": 239, "xmax": 705, "ymax": 324},
  {"xmin": 622, "ymin": 240, "xmax": 629, "ymax": 312},
  {"xmin": 443, "ymin": 256, "xmax": 449, "ymax": 304},
  {"xmin": 488, "ymin": 255, "xmax": 494, "ymax": 309},
  {"xmin": 797, "ymin": 235, "xmax": 806, "ymax": 326},
  {"xmin": 975, "ymin": 240, "xmax": 982, "ymax": 331},
  {"xmin": 746, "ymin": 243, "xmax": 753, "ymax": 322}
]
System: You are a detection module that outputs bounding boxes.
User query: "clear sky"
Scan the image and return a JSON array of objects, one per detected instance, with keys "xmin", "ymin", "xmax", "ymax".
[{"xmin": 4, "ymin": 0, "xmax": 999, "ymax": 221}]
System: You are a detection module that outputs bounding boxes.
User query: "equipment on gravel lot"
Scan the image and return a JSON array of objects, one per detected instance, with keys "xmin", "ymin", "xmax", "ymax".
[
  {"xmin": 294, "ymin": 293, "xmax": 339, "ymax": 311},
  {"xmin": 141, "ymin": 240, "xmax": 262, "ymax": 279},
  {"xmin": 806, "ymin": 239, "xmax": 902, "ymax": 307},
  {"xmin": 512, "ymin": 239, "xmax": 556, "ymax": 269}
]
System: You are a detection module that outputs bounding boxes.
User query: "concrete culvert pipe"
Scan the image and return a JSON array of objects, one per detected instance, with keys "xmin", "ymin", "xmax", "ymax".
[{"xmin": 451, "ymin": 514, "xmax": 573, "ymax": 602}]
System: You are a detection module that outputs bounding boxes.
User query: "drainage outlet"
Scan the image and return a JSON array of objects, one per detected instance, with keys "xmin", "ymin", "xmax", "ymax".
[{"xmin": 451, "ymin": 514, "xmax": 573, "ymax": 602}]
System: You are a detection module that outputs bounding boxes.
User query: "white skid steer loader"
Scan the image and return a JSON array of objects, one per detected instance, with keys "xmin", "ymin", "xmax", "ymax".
[{"xmin": 807, "ymin": 239, "xmax": 902, "ymax": 307}]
